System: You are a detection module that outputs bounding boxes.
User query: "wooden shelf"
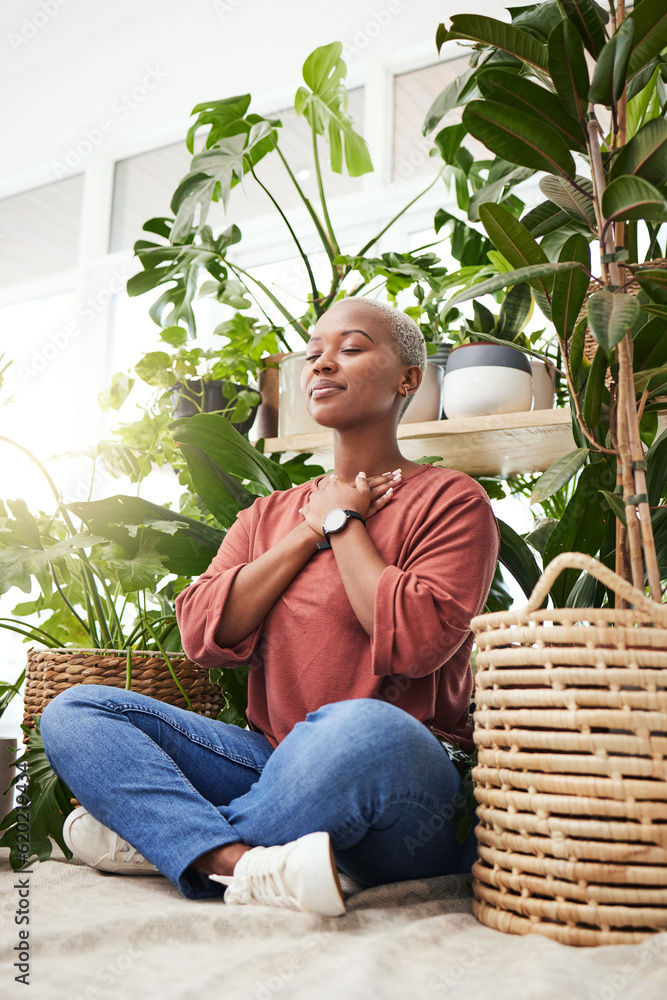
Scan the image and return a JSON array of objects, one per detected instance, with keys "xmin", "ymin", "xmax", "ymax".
[{"xmin": 263, "ymin": 408, "xmax": 575, "ymax": 477}]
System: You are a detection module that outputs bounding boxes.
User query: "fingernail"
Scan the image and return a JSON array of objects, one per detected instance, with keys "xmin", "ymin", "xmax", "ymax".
[
  {"xmin": 358, "ymin": 471, "xmax": 367, "ymax": 478},
  {"xmin": 392, "ymin": 468, "xmax": 401, "ymax": 474},
  {"xmin": 382, "ymin": 471, "xmax": 391, "ymax": 476},
  {"xmin": 386, "ymin": 487, "xmax": 393, "ymax": 496},
  {"xmin": 393, "ymin": 472, "xmax": 402, "ymax": 480}
]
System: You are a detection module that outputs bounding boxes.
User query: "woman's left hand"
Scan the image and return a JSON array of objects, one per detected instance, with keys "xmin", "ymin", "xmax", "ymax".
[{"xmin": 299, "ymin": 471, "xmax": 397, "ymax": 538}]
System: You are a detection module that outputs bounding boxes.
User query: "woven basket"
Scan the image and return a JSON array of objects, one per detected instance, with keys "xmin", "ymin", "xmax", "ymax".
[
  {"xmin": 470, "ymin": 552, "xmax": 667, "ymax": 947},
  {"xmin": 22, "ymin": 647, "xmax": 225, "ymax": 735}
]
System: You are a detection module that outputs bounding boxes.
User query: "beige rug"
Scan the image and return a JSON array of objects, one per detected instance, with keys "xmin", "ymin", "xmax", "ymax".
[{"xmin": 1, "ymin": 846, "xmax": 666, "ymax": 1000}]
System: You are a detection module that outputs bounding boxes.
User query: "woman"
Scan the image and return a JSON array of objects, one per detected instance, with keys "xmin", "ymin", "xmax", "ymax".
[{"xmin": 41, "ymin": 298, "xmax": 500, "ymax": 916}]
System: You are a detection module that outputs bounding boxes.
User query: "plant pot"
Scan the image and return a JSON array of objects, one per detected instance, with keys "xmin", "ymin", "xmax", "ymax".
[
  {"xmin": 470, "ymin": 552, "xmax": 667, "ymax": 946},
  {"xmin": 171, "ymin": 380, "xmax": 260, "ymax": 436},
  {"xmin": 530, "ymin": 359, "xmax": 556, "ymax": 410},
  {"xmin": 22, "ymin": 647, "xmax": 225, "ymax": 736},
  {"xmin": 443, "ymin": 343, "xmax": 533, "ymax": 419},
  {"xmin": 0, "ymin": 736, "xmax": 16, "ymax": 822},
  {"xmin": 254, "ymin": 353, "xmax": 289, "ymax": 439},
  {"xmin": 278, "ymin": 352, "xmax": 445, "ymax": 438}
]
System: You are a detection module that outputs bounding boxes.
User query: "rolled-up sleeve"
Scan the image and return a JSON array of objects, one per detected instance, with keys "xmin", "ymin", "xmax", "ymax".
[
  {"xmin": 175, "ymin": 507, "xmax": 264, "ymax": 670},
  {"xmin": 370, "ymin": 494, "xmax": 500, "ymax": 678}
]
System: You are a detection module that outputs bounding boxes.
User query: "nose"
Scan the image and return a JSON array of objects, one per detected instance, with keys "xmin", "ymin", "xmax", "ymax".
[{"xmin": 311, "ymin": 348, "xmax": 337, "ymax": 374}]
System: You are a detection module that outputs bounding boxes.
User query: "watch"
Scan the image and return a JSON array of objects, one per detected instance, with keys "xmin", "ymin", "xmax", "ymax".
[{"xmin": 322, "ymin": 508, "xmax": 365, "ymax": 537}]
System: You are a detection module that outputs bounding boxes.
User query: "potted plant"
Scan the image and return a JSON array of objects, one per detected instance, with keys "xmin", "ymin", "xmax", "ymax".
[
  {"xmin": 428, "ymin": 0, "xmax": 667, "ymax": 944},
  {"xmin": 0, "ymin": 669, "xmax": 24, "ymax": 822}
]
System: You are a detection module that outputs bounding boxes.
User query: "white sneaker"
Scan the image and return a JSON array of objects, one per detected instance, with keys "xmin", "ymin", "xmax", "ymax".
[
  {"xmin": 209, "ymin": 831, "xmax": 346, "ymax": 916},
  {"xmin": 62, "ymin": 806, "xmax": 161, "ymax": 875}
]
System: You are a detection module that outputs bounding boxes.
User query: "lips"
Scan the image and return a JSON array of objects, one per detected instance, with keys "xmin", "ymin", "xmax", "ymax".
[{"xmin": 310, "ymin": 378, "xmax": 345, "ymax": 399}]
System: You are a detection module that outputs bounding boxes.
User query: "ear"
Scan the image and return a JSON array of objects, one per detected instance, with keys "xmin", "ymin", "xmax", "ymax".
[{"xmin": 400, "ymin": 365, "xmax": 423, "ymax": 397}]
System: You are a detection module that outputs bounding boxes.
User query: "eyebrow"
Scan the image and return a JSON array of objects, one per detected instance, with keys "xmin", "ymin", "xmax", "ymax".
[{"xmin": 307, "ymin": 328, "xmax": 375, "ymax": 344}]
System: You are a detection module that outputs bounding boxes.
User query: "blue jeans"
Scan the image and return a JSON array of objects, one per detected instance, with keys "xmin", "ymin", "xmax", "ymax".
[{"xmin": 40, "ymin": 686, "xmax": 479, "ymax": 900}]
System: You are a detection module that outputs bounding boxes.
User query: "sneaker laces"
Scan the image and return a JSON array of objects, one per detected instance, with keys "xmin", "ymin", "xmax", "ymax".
[
  {"xmin": 106, "ymin": 833, "xmax": 149, "ymax": 866},
  {"xmin": 224, "ymin": 845, "xmax": 302, "ymax": 910}
]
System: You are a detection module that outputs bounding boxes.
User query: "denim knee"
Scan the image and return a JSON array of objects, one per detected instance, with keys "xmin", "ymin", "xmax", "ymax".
[{"xmin": 40, "ymin": 684, "xmax": 112, "ymax": 762}]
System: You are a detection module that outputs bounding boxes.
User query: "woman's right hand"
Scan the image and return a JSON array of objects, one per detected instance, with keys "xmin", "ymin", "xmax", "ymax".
[{"xmin": 365, "ymin": 470, "xmax": 402, "ymax": 518}]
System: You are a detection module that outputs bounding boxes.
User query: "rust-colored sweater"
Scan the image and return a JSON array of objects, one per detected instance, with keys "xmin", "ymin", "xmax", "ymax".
[{"xmin": 175, "ymin": 464, "xmax": 500, "ymax": 753}]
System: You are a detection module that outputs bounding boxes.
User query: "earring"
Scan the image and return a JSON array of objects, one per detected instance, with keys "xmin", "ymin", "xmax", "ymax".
[{"xmin": 401, "ymin": 388, "xmax": 408, "ymax": 397}]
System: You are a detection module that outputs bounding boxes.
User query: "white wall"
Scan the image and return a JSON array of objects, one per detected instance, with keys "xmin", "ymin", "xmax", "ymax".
[{"xmin": 1, "ymin": 0, "xmax": 499, "ymax": 192}]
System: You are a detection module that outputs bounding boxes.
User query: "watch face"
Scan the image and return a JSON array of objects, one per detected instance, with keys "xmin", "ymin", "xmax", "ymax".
[{"xmin": 323, "ymin": 508, "xmax": 348, "ymax": 534}]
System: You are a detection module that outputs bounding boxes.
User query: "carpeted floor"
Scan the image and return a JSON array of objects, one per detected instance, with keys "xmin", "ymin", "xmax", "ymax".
[{"xmin": 1, "ymin": 845, "xmax": 666, "ymax": 1000}]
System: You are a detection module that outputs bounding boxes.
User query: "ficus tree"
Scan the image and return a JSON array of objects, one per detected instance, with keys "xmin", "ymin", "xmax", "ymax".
[{"xmin": 427, "ymin": 0, "xmax": 667, "ymax": 605}]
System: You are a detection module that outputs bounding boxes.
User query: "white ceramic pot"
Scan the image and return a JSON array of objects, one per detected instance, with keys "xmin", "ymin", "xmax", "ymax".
[
  {"xmin": 0, "ymin": 737, "xmax": 16, "ymax": 822},
  {"xmin": 443, "ymin": 343, "xmax": 533, "ymax": 419},
  {"xmin": 278, "ymin": 353, "xmax": 444, "ymax": 437},
  {"xmin": 530, "ymin": 359, "xmax": 556, "ymax": 410}
]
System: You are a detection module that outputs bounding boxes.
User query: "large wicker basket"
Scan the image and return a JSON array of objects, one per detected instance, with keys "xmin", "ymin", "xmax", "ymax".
[
  {"xmin": 22, "ymin": 647, "xmax": 225, "ymax": 734},
  {"xmin": 470, "ymin": 552, "xmax": 667, "ymax": 947}
]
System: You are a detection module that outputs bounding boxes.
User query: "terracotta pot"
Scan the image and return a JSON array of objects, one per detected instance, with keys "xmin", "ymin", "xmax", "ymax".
[
  {"xmin": 254, "ymin": 353, "xmax": 289, "ymax": 439},
  {"xmin": 0, "ymin": 737, "xmax": 16, "ymax": 822}
]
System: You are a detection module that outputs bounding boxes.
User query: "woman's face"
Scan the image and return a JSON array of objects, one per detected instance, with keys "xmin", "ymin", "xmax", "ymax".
[{"xmin": 300, "ymin": 301, "xmax": 417, "ymax": 429}]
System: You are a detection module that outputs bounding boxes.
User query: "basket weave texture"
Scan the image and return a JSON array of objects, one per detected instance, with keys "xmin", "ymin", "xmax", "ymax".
[
  {"xmin": 22, "ymin": 647, "xmax": 224, "ymax": 734},
  {"xmin": 470, "ymin": 552, "xmax": 667, "ymax": 946}
]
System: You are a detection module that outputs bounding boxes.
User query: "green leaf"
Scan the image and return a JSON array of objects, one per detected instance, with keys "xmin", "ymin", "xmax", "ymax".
[
  {"xmin": 496, "ymin": 283, "xmax": 533, "ymax": 340},
  {"xmin": 478, "ymin": 203, "xmax": 551, "ymax": 292},
  {"xmin": 67, "ymin": 495, "xmax": 225, "ymax": 578},
  {"xmin": 296, "ymin": 42, "xmax": 372, "ymax": 177},
  {"xmin": 440, "ymin": 14, "xmax": 549, "ymax": 70},
  {"xmin": 582, "ymin": 343, "xmax": 608, "ymax": 426},
  {"xmin": 447, "ymin": 261, "xmax": 580, "ymax": 307},
  {"xmin": 627, "ymin": 2, "xmax": 667, "ymax": 77},
  {"xmin": 548, "ymin": 18, "xmax": 590, "ymax": 120},
  {"xmin": 98, "ymin": 371, "xmax": 134, "ymax": 413},
  {"xmin": 601, "ymin": 175, "xmax": 666, "ymax": 224},
  {"xmin": 542, "ymin": 461, "xmax": 614, "ymax": 605},
  {"xmin": 159, "ymin": 325, "xmax": 189, "ymax": 348},
  {"xmin": 423, "ymin": 67, "xmax": 477, "ymax": 135},
  {"xmin": 647, "ymin": 427, "xmax": 667, "ymax": 506},
  {"xmin": 462, "ymin": 101, "xmax": 575, "ymax": 179},
  {"xmin": 99, "ymin": 538, "xmax": 168, "ymax": 593},
  {"xmin": 539, "ymin": 175, "xmax": 597, "ymax": 227},
  {"xmin": 587, "ymin": 291, "xmax": 641, "ymax": 353},
  {"xmin": 496, "ymin": 518, "xmax": 543, "ymax": 600},
  {"xmin": 0, "ymin": 719, "xmax": 74, "ymax": 869},
  {"xmin": 135, "ymin": 351, "xmax": 175, "ymax": 389},
  {"xmin": 521, "ymin": 200, "xmax": 575, "ymax": 237},
  {"xmin": 477, "ymin": 70, "xmax": 586, "ymax": 151},
  {"xmin": 170, "ymin": 413, "xmax": 292, "ymax": 493},
  {"xmin": 552, "ymin": 233, "xmax": 591, "ymax": 342},
  {"xmin": 599, "ymin": 489, "xmax": 626, "ymax": 526},
  {"xmin": 560, "ymin": 0, "xmax": 607, "ymax": 58},
  {"xmin": 589, "ymin": 19, "xmax": 635, "ymax": 106},
  {"xmin": 530, "ymin": 447, "xmax": 589, "ymax": 504},
  {"xmin": 179, "ymin": 443, "xmax": 255, "ymax": 528},
  {"xmin": 611, "ymin": 117, "xmax": 667, "ymax": 186},
  {"xmin": 524, "ymin": 518, "xmax": 559, "ymax": 557}
]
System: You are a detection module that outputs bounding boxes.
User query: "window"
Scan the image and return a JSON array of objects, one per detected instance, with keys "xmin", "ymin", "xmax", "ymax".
[{"xmin": 0, "ymin": 176, "xmax": 84, "ymax": 287}]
